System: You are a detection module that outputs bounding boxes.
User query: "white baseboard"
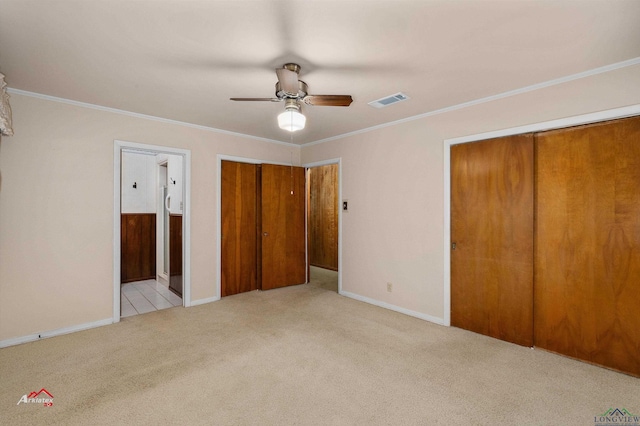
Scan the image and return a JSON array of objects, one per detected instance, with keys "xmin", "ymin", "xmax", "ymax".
[
  {"xmin": 0, "ymin": 294, "xmax": 441, "ymax": 348},
  {"xmin": 190, "ymin": 296, "xmax": 220, "ymax": 307},
  {"xmin": 0, "ymin": 318, "xmax": 114, "ymax": 349},
  {"xmin": 340, "ymin": 291, "xmax": 445, "ymax": 326}
]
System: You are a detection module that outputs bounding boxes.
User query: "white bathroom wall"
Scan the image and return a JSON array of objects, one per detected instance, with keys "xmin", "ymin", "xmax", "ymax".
[{"xmin": 121, "ymin": 151, "xmax": 156, "ymax": 213}]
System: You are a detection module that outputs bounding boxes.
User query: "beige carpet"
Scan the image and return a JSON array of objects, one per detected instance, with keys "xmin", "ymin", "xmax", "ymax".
[{"xmin": 1, "ymin": 267, "xmax": 638, "ymax": 425}]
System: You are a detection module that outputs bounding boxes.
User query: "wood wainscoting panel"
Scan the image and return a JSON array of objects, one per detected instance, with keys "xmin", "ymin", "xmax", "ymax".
[
  {"xmin": 308, "ymin": 164, "xmax": 339, "ymax": 271},
  {"xmin": 535, "ymin": 116, "xmax": 640, "ymax": 376},
  {"xmin": 121, "ymin": 213, "xmax": 156, "ymax": 283},
  {"xmin": 451, "ymin": 134, "xmax": 534, "ymax": 347}
]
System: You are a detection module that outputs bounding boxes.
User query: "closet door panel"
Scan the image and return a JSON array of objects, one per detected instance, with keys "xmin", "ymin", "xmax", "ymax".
[
  {"xmin": 221, "ymin": 161, "xmax": 258, "ymax": 297},
  {"xmin": 451, "ymin": 134, "xmax": 534, "ymax": 347},
  {"xmin": 535, "ymin": 117, "xmax": 640, "ymax": 376},
  {"xmin": 261, "ymin": 164, "xmax": 306, "ymax": 290}
]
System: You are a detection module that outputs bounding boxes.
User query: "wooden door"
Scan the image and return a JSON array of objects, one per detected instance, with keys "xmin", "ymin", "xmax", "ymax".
[
  {"xmin": 261, "ymin": 163, "xmax": 306, "ymax": 290},
  {"xmin": 535, "ymin": 117, "xmax": 640, "ymax": 376},
  {"xmin": 308, "ymin": 164, "xmax": 339, "ymax": 271},
  {"xmin": 451, "ymin": 134, "xmax": 534, "ymax": 347},
  {"xmin": 221, "ymin": 161, "xmax": 259, "ymax": 297}
]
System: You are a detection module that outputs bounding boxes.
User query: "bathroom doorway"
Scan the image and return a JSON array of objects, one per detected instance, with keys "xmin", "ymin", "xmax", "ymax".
[{"xmin": 113, "ymin": 141, "xmax": 191, "ymax": 322}]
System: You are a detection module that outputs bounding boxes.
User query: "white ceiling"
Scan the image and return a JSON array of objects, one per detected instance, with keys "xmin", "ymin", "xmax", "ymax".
[{"xmin": 1, "ymin": 0, "xmax": 639, "ymax": 145}]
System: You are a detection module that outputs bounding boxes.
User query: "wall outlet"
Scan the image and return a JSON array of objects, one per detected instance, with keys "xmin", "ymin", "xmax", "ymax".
[{"xmin": 387, "ymin": 282, "xmax": 393, "ymax": 292}]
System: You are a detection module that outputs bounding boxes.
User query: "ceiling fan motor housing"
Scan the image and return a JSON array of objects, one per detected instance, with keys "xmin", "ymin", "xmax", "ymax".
[
  {"xmin": 275, "ymin": 80, "xmax": 308, "ymax": 100},
  {"xmin": 283, "ymin": 63, "xmax": 301, "ymax": 74},
  {"xmin": 283, "ymin": 98, "xmax": 301, "ymax": 112},
  {"xmin": 231, "ymin": 62, "xmax": 352, "ymax": 108}
]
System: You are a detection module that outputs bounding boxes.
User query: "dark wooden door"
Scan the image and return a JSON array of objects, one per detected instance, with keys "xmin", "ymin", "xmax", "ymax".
[
  {"xmin": 261, "ymin": 163, "xmax": 306, "ymax": 290},
  {"xmin": 451, "ymin": 134, "xmax": 534, "ymax": 347},
  {"xmin": 535, "ymin": 117, "xmax": 640, "ymax": 376},
  {"xmin": 308, "ymin": 164, "xmax": 339, "ymax": 271},
  {"xmin": 221, "ymin": 161, "xmax": 259, "ymax": 297}
]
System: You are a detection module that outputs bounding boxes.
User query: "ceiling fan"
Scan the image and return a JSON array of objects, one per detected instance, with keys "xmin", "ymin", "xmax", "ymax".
[{"xmin": 230, "ymin": 63, "xmax": 353, "ymax": 108}]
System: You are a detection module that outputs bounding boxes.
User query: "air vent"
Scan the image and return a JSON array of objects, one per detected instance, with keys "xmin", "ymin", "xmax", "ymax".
[{"xmin": 368, "ymin": 92, "xmax": 410, "ymax": 108}]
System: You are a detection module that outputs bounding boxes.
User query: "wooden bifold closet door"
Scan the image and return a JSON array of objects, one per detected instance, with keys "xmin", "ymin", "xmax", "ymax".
[
  {"xmin": 450, "ymin": 134, "xmax": 534, "ymax": 347},
  {"xmin": 451, "ymin": 115, "xmax": 640, "ymax": 377},
  {"xmin": 221, "ymin": 161, "xmax": 306, "ymax": 297},
  {"xmin": 221, "ymin": 161, "xmax": 259, "ymax": 297},
  {"xmin": 535, "ymin": 117, "xmax": 640, "ymax": 376},
  {"xmin": 261, "ymin": 163, "xmax": 306, "ymax": 290}
]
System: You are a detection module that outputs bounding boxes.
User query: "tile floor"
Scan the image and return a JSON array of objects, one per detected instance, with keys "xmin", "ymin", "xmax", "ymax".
[{"xmin": 121, "ymin": 279, "xmax": 182, "ymax": 318}]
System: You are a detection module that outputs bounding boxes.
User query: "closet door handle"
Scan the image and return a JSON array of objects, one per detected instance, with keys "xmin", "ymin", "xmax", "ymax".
[{"xmin": 165, "ymin": 193, "xmax": 171, "ymax": 211}]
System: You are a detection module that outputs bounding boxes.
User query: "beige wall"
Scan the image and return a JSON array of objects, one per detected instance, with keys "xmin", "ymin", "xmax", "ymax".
[
  {"xmin": 0, "ymin": 94, "xmax": 299, "ymax": 341},
  {"xmin": 301, "ymin": 64, "xmax": 640, "ymax": 322},
  {"xmin": 2, "ymin": 63, "xmax": 640, "ymax": 342}
]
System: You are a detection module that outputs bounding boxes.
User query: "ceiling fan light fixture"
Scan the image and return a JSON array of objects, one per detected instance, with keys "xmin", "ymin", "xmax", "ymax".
[
  {"xmin": 278, "ymin": 100, "xmax": 306, "ymax": 132},
  {"xmin": 278, "ymin": 109, "xmax": 306, "ymax": 132}
]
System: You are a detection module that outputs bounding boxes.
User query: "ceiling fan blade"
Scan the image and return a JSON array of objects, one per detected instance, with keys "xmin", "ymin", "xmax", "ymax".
[
  {"xmin": 276, "ymin": 68, "xmax": 299, "ymax": 95},
  {"xmin": 230, "ymin": 97, "xmax": 281, "ymax": 102},
  {"xmin": 303, "ymin": 95, "xmax": 353, "ymax": 107}
]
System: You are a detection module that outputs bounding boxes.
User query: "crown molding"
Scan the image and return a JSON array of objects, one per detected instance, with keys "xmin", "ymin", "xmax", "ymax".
[
  {"xmin": 302, "ymin": 56, "xmax": 640, "ymax": 147},
  {"xmin": 6, "ymin": 88, "xmax": 299, "ymax": 148},
  {"xmin": 8, "ymin": 56, "xmax": 640, "ymax": 148}
]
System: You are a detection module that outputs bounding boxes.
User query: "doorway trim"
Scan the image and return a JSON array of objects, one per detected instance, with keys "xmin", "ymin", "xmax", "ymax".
[
  {"xmin": 302, "ymin": 158, "xmax": 343, "ymax": 294},
  {"xmin": 113, "ymin": 140, "xmax": 192, "ymax": 323},
  {"xmin": 442, "ymin": 104, "xmax": 640, "ymax": 327}
]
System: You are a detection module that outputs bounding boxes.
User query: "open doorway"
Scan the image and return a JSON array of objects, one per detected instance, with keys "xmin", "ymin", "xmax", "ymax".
[
  {"xmin": 113, "ymin": 141, "xmax": 191, "ymax": 322},
  {"xmin": 306, "ymin": 159, "xmax": 341, "ymax": 293}
]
